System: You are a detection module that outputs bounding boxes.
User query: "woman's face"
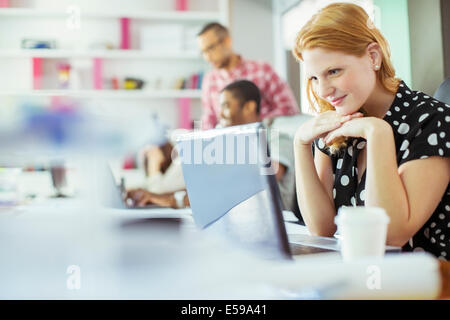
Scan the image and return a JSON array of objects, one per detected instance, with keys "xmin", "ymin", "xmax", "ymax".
[{"xmin": 302, "ymin": 48, "xmax": 377, "ymax": 116}]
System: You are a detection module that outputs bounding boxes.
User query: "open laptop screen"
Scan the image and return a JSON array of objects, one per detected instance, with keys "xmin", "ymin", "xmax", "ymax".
[{"xmin": 176, "ymin": 123, "xmax": 291, "ymax": 260}]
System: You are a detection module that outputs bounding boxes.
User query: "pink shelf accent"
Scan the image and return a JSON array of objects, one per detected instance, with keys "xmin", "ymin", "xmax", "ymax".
[
  {"xmin": 178, "ymin": 97, "xmax": 192, "ymax": 129},
  {"xmin": 120, "ymin": 17, "xmax": 131, "ymax": 50},
  {"xmin": 0, "ymin": 0, "xmax": 9, "ymax": 8},
  {"xmin": 175, "ymin": 0, "xmax": 188, "ymax": 11},
  {"xmin": 122, "ymin": 155, "xmax": 136, "ymax": 169},
  {"xmin": 32, "ymin": 57, "xmax": 42, "ymax": 90},
  {"xmin": 93, "ymin": 58, "xmax": 103, "ymax": 90}
]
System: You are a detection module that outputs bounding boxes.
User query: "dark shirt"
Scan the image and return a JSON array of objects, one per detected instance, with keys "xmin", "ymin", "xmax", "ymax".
[{"xmin": 314, "ymin": 81, "xmax": 450, "ymax": 260}]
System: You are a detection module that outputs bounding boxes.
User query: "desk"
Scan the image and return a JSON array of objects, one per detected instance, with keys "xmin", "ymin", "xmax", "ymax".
[{"xmin": 0, "ymin": 197, "xmax": 447, "ymax": 299}]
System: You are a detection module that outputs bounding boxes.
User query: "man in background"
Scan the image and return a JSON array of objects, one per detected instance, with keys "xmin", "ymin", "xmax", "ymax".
[{"xmin": 197, "ymin": 22, "xmax": 299, "ymax": 129}]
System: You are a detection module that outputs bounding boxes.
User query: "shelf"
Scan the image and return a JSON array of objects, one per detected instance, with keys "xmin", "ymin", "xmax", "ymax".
[
  {"xmin": 0, "ymin": 89, "xmax": 202, "ymax": 99},
  {"xmin": 0, "ymin": 8, "xmax": 221, "ymax": 22},
  {"xmin": 0, "ymin": 0, "xmax": 229, "ymax": 130},
  {"xmin": 0, "ymin": 49, "xmax": 202, "ymax": 60}
]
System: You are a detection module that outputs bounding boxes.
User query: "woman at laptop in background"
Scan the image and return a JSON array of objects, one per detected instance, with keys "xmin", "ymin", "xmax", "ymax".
[{"xmin": 292, "ymin": 2, "xmax": 449, "ymax": 260}]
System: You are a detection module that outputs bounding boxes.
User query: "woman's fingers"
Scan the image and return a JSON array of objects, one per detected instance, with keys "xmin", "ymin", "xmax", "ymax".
[
  {"xmin": 317, "ymin": 120, "xmax": 342, "ymax": 133},
  {"xmin": 339, "ymin": 115, "xmax": 352, "ymax": 123},
  {"xmin": 295, "ymin": 110, "xmax": 364, "ymax": 146},
  {"xmin": 350, "ymin": 112, "xmax": 364, "ymax": 119},
  {"xmin": 324, "ymin": 131, "xmax": 337, "ymax": 145},
  {"xmin": 127, "ymin": 189, "xmax": 147, "ymax": 202},
  {"xmin": 317, "ymin": 113, "xmax": 348, "ymax": 125},
  {"xmin": 138, "ymin": 194, "xmax": 152, "ymax": 207},
  {"xmin": 125, "ymin": 190, "xmax": 137, "ymax": 200}
]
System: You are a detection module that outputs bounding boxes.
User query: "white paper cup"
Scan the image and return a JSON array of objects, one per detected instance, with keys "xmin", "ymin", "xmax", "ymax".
[{"xmin": 335, "ymin": 206, "xmax": 390, "ymax": 262}]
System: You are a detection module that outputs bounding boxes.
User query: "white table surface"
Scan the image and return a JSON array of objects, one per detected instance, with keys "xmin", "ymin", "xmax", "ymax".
[{"xmin": 0, "ymin": 195, "xmax": 442, "ymax": 300}]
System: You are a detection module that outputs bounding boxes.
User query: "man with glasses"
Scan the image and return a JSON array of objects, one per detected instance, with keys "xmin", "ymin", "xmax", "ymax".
[{"xmin": 197, "ymin": 22, "xmax": 299, "ymax": 130}]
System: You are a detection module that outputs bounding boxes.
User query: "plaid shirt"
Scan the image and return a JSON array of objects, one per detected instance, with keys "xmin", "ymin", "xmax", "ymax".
[{"xmin": 201, "ymin": 57, "xmax": 299, "ymax": 129}]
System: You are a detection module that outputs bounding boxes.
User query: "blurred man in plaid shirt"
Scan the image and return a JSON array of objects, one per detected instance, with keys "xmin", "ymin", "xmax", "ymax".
[{"xmin": 197, "ymin": 22, "xmax": 299, "ymax": 130}]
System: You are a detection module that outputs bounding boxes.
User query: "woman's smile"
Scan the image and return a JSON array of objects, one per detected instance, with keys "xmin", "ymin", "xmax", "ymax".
[{"xmin": 330, "ymin": 95, "xmax": 347, "ymax": 106}]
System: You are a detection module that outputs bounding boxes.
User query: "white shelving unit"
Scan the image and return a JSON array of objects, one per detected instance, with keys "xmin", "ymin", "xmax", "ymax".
[
  {"xmin": 0, "ymin": 0, "xmax": 230, "ymax": 130},
  {"xmin": 0, "ymin": 8, "xmax": 222, "ymax": 21},
  {"xmin": 0, "ymin": 89, "xmax": 202, "ymax": 99},
  {"xmin": 0, "ymin": 49, "xmax": 202, "ymax": 59}
]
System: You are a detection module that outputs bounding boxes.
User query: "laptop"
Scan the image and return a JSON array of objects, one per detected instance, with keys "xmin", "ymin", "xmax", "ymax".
[
  {"xmin": 175, "ymin": 122, "xmax": 343, "ymax": 261},
  {"xmin": 98, "ymin": 161, "xmax": 163, "ymax": 210},
  {"xmin": 176, "ymin": 123, "xmax": 401, "ymax": 260}
]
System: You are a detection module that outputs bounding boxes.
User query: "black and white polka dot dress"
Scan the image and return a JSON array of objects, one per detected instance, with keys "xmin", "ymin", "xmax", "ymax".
[{"xmin": 314, "ymin": 81, "xmax": 450, "ymax": 260}]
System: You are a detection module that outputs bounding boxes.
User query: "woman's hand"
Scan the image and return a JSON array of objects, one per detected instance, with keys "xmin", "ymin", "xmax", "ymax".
[
  {"xmin": 125, "ymin": 189, "xmax": 176, "ymax": 208},
  {"xmin": 323, "ymin": 116, "xmax": 390, "ymax": 145},
  {"xmin": 294, "ymin": 111, "xmax": 363, "ymax": 147},
  {"xmin": 125, "ymin": 188, "xmax": 149, "ymax": 207}
]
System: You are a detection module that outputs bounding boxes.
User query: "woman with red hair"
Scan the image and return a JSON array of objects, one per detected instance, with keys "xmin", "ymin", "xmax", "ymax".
[{"xmin": 292, "ymin": 2, "xmax": 449, "ymax": 259}]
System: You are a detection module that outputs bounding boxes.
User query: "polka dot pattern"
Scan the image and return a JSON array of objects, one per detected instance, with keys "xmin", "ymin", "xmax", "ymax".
[
  {"xmin": 347, "ymin": 146, "xmax": 353, "ymax": 156},
  {"xmin": 428, "ymin": 133, "xmax": 438, "ymax": 146},
  {"xmin": 340, "ymin": 175, "xmax": 349, "ymax": 186},
  {"xmin": 357, "ymin": 141, "xmax": 366, "ymax": 150},
  {"xmin": 400, "ymin": 140, "xmax": 409, "ymax": 151},
  {"xmin": 398, "ymin": 123, "xmax": 410, "ymax": 134},
  {"xmin": 418, "ymin": 113, "xmax": 429, "ymax": 122},
  {"xmin": 313, "ymin": 80, "xmax": 450, "ymax": 260}
]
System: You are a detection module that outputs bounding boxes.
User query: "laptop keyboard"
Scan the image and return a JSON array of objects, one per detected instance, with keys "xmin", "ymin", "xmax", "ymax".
[{"xmin": 289, "ymin": 243, "xmax": 334, "ymax": 255}]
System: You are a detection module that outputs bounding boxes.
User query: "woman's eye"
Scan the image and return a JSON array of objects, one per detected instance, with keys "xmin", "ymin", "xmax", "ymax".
[
  {"xmin": 329, "ymin": 69, "xmax": 340, "ymax": 75},
  {"xmin": 309, "ymin": 76, "xmax": 317, "ymax": 81}
]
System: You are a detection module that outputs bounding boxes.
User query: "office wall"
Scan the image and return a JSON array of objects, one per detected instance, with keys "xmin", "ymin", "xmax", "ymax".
[
  {"xmin": 408, "ymin": 0, "xmax": 444, "ymax": 95},
  {"xmin": 374, "ymin": 0, "xmax": 412, "ymax": 87},
  {"xmin": 442, "ymin": 0, "xmax": 450, "ymax": 79},
  {"xmin": 375, "ymin": 0, "xmax": 446, "ymax": 94},
  {"xmin": 230, "ymin": 0, "xmax": 274, "ymax": 65}
]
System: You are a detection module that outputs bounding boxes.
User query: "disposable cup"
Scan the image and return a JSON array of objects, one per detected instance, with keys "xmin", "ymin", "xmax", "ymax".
[{"xmin": 335, "ymin": 206, "xmax": 390, "ymax": 261}]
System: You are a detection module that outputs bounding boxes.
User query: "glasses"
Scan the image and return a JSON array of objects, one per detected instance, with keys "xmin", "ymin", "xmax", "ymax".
[{"xmin": 201, "ymin": 37, "xmax": 225, "ymax": 55}]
